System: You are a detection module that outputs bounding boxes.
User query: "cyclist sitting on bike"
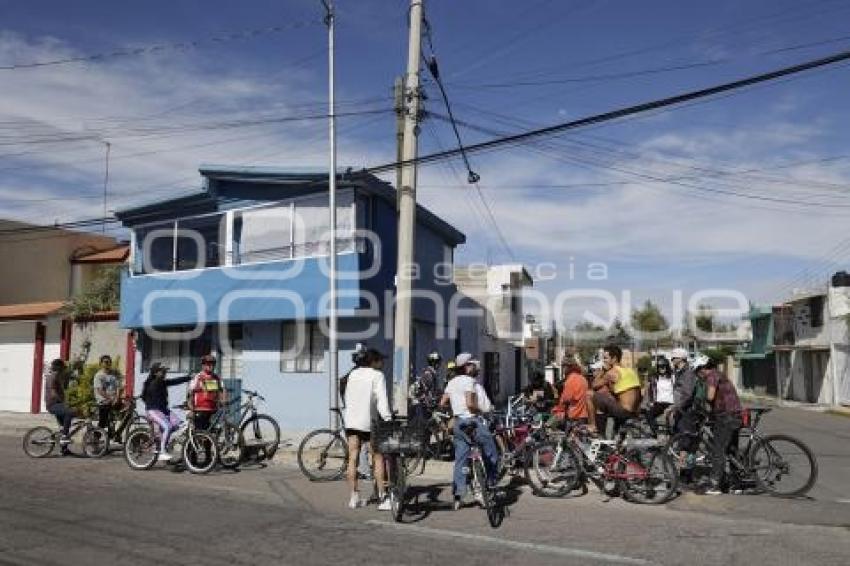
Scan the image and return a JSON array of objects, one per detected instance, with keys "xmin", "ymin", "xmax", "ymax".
[
  {"xmin": 44, "ymin": 359, "xmax": 76, "ymax": 455},
  {"xmin": 343, "ymin": 348, "xmax": 392, "ymax": 510},
  {"xmin": 523, "ymin": 371, "xmax": 557, "ymax": 413},
  {"xmin": 188, "ymin": 354, "xmax": 225, "ymax": 431},
  {"xmin": 698, "ymin": 358, "xmax": 743, "ymax": 495},
  {"xmin": 410, "ymin": 351, "xmax": 442, "ymax": 424},
  {"xmin": 585, "ymin": 345, "xmax": 641, "ymax": 435},
  {"xmin": 550, "ymin": 361, "xmax": 589, "ymax": 428},
  {"xmin": 440, "ymin": 352, "xmax": 499, "ymax": 511},
  {"xmin": 141, "ymin": 362, "xmax": 192, "ymax": 461}
]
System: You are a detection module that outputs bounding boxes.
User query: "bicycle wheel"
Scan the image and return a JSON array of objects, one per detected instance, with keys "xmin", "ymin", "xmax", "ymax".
[
  {"xmin": 218, "ymin": 421, "xmax": 243, "ymax": 469},
  {"xmin": 124, "ymin": 429, "xmax": 158, "ymax": 470},
  {"xmin": 23, "ymin": 427, "xmax": 56, "ymax": 458},
  {"xmin": 240, "ymin": 414, "xmax": 280, "ymax": 462},
  {"xmin": 83, "ymin": 426, "xmax": 109, "ymax": 458},
  {"xmin": 749, "ymin": 434, "xmax": 818, "ymax": 498},
  {"xmin": 183, "ymin": 431, "xmax": 219, "ymax": 474},
  {"xmin": 620, "ymin": 447, "xmax": 678, "ymax": 504},
  {"xmin": 390, "ymin": 455, "xmax": 407, "ymax": 523},
  {"xmin": 524, "ymin": 440, "xmax": 580, "ymax": 497},
  {"xmin": 297, "ymin": 429, "xmax": 348, "ymax": 481}
]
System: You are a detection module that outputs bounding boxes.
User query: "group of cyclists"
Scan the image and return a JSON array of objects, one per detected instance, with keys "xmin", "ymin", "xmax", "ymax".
[
  {"xmin": 340, "ymin": 341, "xmax": 745, "ymax": 511},
  {"xmin": 42, "ymin": 352, "xmax": 229, "ymax": 463}
]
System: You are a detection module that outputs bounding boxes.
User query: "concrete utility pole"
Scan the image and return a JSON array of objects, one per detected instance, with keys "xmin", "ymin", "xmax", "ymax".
[
  {"xmin": 393, "ymin": 76, "xmax": 405, "ymax": 206},
  {"xmin": 392, "ymin": 0, "xmax": 425, "ymax": 416},
  {"xmin": 102, "ymin": 141, "xmax": 110, "ymax": 233},
  {"xmin": 323, "ymin": 0, "xmax": 339, "ymax": 427}
]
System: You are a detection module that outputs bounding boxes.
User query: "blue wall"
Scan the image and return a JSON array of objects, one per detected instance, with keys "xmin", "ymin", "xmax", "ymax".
[{"xmin": 120, "ymin": 253, "xmax": 362, "ymax": 328}]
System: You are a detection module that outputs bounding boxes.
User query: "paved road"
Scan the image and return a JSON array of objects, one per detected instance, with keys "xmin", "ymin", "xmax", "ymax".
[{"xmin": 1, "ymin": 405, "xmax": 849, "ymax": 566}]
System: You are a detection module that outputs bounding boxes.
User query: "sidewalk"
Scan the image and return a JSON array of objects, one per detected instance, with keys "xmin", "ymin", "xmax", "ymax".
[
  {"xmin": 739, "ymin": 393, "xmax": 850, "ymax": 417},
  {"xmin": 0, "ymin": 411, "xmax": 57, "ymax": 435}
]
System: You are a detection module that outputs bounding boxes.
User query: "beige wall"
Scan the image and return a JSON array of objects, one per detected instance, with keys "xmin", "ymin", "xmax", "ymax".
[
  {"xmin": 70, "ymin": 320, "xmax": 127, "ymax": 371},
  {"xmin": 0, "ymin": 219, "xmax": 118, "ymax": 305}
]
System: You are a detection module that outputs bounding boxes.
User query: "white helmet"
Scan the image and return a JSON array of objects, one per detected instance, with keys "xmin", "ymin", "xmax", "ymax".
[
  {"xmin": 692, "ymin": 354, "xmax": 711, "ymax": 370},
  {"xmin": 670, "ymin": 348, "xmax": 689, "ymax": 361}
]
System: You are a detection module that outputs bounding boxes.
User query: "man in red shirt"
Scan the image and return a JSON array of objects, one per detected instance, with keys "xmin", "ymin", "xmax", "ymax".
[
  {"xmin": 550, "ymin": 361, "xmax": 589, "ymax": 426},
  {"xmin": 188, "ymin": 354, "xmax": 225, "ymax": 431}
]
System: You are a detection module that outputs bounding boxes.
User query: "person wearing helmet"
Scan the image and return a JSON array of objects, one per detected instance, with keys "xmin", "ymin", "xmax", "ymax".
[
  {"xmin": 410, "ymin": 351, "xmax": 442, "ymax": 423},
  {"xmin": 187, "ymin": 354, "xmax": 225, "ymax": 431},
  {"xmin": 664, "ymin": 348, "xmax": 698, "ymax": 427},
  {"xmin": 697, "ymin": 358, "xmax": 743, "ymax": 495}
]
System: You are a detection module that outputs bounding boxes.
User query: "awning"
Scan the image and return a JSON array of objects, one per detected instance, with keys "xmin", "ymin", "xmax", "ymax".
[
  {"xmin": 0, "ymin": 301, "xmax": 65, "ymax": 321},
  {"xmin": 72, "ymin": 245, "xmax": 129, "ymax": 264}
]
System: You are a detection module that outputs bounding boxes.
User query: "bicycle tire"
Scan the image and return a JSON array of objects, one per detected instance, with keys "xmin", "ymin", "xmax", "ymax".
[
  {"xmin": 218, "ymin": 421, "xmax": 243, "ymax": 469},
  {"xmin": 525, "ymin": 440, "xmax": 580, "ymax": 497},
  {"xmin": 666, "ymin": 432, "xmax": 713, "ymax": 482},
  {"xmin": 83, "ymin": 426, "xmax": 109, "ymax": 458},
  {"xmin": 23, "ymin": 426, "xmax": 55, "ymax": 458},
  {"xmin": 240, "ymin": 414, "xmax": 280, "ymax": 462},
  {"xmin": 390, "ymin": 455, "xmax": 407, "ymax": 523},
  {"xmin": 124, "ymin": 429, "xmax": 158, "ymax": 470},
  {"xmin": 183, "ymin": 431, "xmax": 219, "ymax": 474},
  {"xmin": 297, "ymin": 429, "xmax": 348, "ymax": 481},
  {"xmin": 620, "ymin": 447, "xmax": 678, "ymax": 504},
  {"xmin": 749, "ymin": 434, "xmax": 818, "ymax": 498}
]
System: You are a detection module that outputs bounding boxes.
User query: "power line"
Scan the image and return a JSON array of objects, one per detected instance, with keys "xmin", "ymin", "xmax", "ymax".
[
  {"xmin": 363, "ymin": 46, "xmax": 850, "ymax": 175},
  {"xmin": 0, "ymin": 20, "xmax": 322, "ymax": 71}
]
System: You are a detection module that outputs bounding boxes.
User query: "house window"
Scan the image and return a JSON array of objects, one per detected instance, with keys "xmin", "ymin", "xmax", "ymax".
[
  {"xmin": 809, "ymin": 296, "xmax": 824, "ymax": 328},
  {"xmin": 141, "ymin": 327, "xmax": 212, "ymax": 373},
  {"xmin": 281, "ymin": 321, "xmax": 327, "ymax": 373},
  {"xmin": 484, "ymin": 351, "xmax": 500, "ymax": 397},
  {"xmin": 133, "ymin": 215, "xmax": 225, "ymax": 274}
]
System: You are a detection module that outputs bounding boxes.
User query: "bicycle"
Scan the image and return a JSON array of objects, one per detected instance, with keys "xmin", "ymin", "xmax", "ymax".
[
  {"xmin": 234, "ymin": 389, "xmax": 280, "ymax": 463},
  {"xmin": 455, "ymin": 418, "xmax": 503, "ymax": 528},
  {"xmin": 104, "ymin": 396, "xmax": 150, "ymax": 445},
  {"xmin": 374, "ymin": 415, "xmax": 424, "ymax": 523},
  {"xmin": 23, "ymin": 407, "xmax": 109, "ymax": 459},
  {"xmin": 528, "ymin": 420, "xmax": 678, "ymax": 504},
  {"xmin": 666, "ymin": 406, "xmax": 818, "ymax": 497},
  {"xmin": 297, "ymin": 407, "xmax": 350, "ymax": 481},
  {"xmin": 123, "ymin": 404, "xmax": 219, "ymax": 474}
]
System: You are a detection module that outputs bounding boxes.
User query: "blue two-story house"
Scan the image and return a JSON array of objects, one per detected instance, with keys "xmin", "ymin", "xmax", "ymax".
[{"xmin": 117, "ymin": 166, "xmax": 465, "ymax": 432}]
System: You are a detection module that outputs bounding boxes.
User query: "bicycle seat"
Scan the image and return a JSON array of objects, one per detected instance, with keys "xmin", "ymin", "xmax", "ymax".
[
  {"xmin": 173, "ymin": 403, "xmax": 189, "ymax": 411},
  {"xmin": 747, "ymin": 407, "xmax": 772, "ymax": 415}
]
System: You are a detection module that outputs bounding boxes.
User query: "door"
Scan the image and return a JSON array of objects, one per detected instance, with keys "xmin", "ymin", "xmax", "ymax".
[{"xmin": 0, "ymin": 322, "xmax": 36, "ymax": 412}]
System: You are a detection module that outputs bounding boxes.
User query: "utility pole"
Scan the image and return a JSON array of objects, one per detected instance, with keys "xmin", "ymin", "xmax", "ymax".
[
  {"xmin": 393, "ymin": 76, "xmax": 405, "ymax": 207},
  {"xmin": 102, "ymin": 141, "xmax": 111, "ymax": 233},
  {"xmin": 392, "ymin": 0, "xmax": 424, "ymax": 416},
  {"xmin": 322, "ymin": 0, "xmax": 339, "ymax": 427}
]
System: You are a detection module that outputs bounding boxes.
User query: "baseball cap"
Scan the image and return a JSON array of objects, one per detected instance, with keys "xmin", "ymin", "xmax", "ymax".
[
  {"xmin": 201, "ymin": 354, "xmax": 216, "ymax": 364},
  {"xmin": 455, "ymin": 352, "xmax": 478, "ymax": 367},
  {"xmin": 670, "ymin": 348, "xmax": 688, "ymax": 360}
]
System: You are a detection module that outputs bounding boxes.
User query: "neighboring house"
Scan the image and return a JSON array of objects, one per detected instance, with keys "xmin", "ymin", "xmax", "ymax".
[
  {"xmin": 116, "ymin": 166, "xmax": 465, "ymax": 432},
  {"xmin": 0, "ymin": 219, "xmax": 129, "ymax": 412},
  {"xmin": 741, "ymin": 275, "xmax": 850, "ymax": 406},
  {"xmin": 453, "ymin": 264, "xmax": 533, "ymax": 404}
]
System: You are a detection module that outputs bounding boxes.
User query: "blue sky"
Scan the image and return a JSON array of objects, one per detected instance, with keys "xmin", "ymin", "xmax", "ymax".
[{"xmin": 2, "ymin": 0, "xmax": 850, "ymax": 328}]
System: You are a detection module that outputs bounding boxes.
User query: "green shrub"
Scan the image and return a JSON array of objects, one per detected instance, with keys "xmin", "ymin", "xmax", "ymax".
[{"xmin": 66, "ymin": 363, "xmax": 98, "ymax": 417}]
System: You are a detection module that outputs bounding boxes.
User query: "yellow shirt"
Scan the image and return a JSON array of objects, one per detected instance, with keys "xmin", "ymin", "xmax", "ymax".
[{"xmin": 612, "ymin": 367, "xmax": 641, "ymax": 395}]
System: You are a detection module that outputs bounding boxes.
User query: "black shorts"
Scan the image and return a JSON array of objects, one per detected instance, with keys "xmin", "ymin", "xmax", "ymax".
[{"xmin": 345, "ymin": 429, "xmax": 371, "ymax": 443}]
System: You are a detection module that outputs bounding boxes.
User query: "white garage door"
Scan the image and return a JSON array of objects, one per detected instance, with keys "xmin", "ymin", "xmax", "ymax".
[{"xmin": 0, "ymin": 322, "xmax": 35, "ymax": 412}]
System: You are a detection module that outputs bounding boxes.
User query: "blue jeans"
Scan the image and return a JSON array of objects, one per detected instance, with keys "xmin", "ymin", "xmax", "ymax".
[
  {"xmin": 47, "ymin": 403, "xmax": 74, "ymax": 436},
  {"xmin": 452, "ymin": 416, "xmax": 499, "ymax": 497}
]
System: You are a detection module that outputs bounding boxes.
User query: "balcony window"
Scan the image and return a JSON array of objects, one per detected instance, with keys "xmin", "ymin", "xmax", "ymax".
[
  {"xmin": 235, "ymin": 205, "xmax": 293, "ymax": 263},
  {"xmin": 132, "ymin": 215, "xmax": 224, "ymax": 274}
]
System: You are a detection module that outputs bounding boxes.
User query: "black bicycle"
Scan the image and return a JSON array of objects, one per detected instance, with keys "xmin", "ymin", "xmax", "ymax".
[
  {"xmin": 455, "ymin": 419, "xmax": 503, "ymax": 528},
  {"xmin": 297, "ymin": 407, "xmax": 349, "ymax": 481},
  {"xmin": 666, "ymin": 407, "xmax": 818, "ymax": 497},
  {"xmin": 104, "ymin": 396, "xmax": 150, "ymax": 445},
  {"xmin": 374, "ymin": 415, "xmax": 424, "ymax": 523}
]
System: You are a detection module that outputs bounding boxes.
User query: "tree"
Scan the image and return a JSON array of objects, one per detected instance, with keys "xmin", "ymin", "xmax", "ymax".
[
  {"xmin": 64, "ymin": 265, "xmax": 121, "ymax": 319},
  {"xmin": 572, "ymin": 321, "xmax": 605, "ymax": 364},
  {"xmin": 694, "ymin": 304, "xmax": 715, "ymax": 333},
  {"xmin": 631, "ymin": 300, "xmax": 669, "ymax": 333},
  {"xmin": 606, "ymin": 318, "xmax": 632, "ymax": 347}
]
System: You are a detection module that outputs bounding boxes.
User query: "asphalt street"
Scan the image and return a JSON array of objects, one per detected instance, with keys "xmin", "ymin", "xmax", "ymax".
[{"xmin": 1, "ymin": 405, "xmax": 849, "ymax": 566}]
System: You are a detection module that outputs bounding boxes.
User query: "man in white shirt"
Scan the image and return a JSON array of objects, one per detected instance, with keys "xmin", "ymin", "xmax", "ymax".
[
  {"xmin": 440, "ymin": 352, "xmax": 499, "ymax": 510},
  {"xmin": 343, "ymin": 348, "xmax": 392, "ymax": 510}
]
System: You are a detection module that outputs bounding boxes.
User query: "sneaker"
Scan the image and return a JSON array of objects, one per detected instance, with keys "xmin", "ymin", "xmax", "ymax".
[
  {"xmin": 348, "ymin": 493, "xmax": 363, "ymax": 509},
  {"xmin": 59, "ymin": 436, "xmax": 71, "ymax": 446},
  {"xmin": 453, "ymin": 497, "xmax": 463, "ymax": 511},
  {"xmin": 377, "ymin": 495, "xmax": 392, "ymax": 511},
  {"xmin": 157, "ymin": 452, "xmax": 171, "ymax": 462},
  {"xmin": 704, "ymin": 486, "xmax": 722, "ymax": 496}
]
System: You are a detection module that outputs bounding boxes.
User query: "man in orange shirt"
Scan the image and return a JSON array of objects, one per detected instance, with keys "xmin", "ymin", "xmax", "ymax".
[{"xmin": 550, "ymin": 361, "xmax": 589, "ymax": 427}]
